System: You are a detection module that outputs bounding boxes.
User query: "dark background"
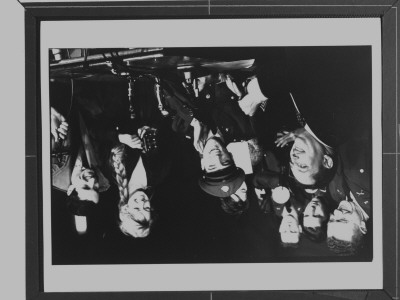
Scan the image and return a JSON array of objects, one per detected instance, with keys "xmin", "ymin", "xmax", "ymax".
[{"xmin": 50, "ymin": 46, "xmax": 373, "ymax": 265}]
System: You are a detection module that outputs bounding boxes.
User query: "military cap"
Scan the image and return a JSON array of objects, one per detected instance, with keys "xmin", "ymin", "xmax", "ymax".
[{"xmin": 199, "ymin": 165, "xmax": 245, "ymax": 197}]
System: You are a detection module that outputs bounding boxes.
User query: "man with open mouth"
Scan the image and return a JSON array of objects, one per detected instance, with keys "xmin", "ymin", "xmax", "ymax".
[
  {"xmin": 237, "ymin": 47, "xmax": 371, "ymax": 256},
  {"xmin": 197, "ymin": 134, "xmax": 249, "ymax": 216}
]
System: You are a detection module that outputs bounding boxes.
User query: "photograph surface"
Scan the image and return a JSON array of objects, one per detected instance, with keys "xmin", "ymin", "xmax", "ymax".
[{"xmin": 49, "ymin": 46, "xmax": 373, "ymax": 264}]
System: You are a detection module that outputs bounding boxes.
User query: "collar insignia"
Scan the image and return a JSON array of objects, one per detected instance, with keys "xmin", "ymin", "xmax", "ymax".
[{"xmin": 221, "ymin": 186, "xmax": 229, "ymax": 193}]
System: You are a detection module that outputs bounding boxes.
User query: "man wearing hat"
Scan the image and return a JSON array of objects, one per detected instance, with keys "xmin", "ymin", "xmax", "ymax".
[
  {"xmin": 197, "ymin": 131, "xmax": 249, "ymax": 215},
  {"xmin": 162, "ymin": 75, "xmax": 260, "ymax": 215},
  {"xmin": 162, "ymin": 73, "xmax": 264, "ymax": 168}
]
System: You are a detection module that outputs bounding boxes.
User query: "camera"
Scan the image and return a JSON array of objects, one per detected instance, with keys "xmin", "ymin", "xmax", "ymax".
[{"xmin": 141, "ymin": 128, "xmax": 159, "ymax": 153}]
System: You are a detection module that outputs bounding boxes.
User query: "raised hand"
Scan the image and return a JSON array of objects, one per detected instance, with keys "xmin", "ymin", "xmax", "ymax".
[
  {"xmin": 118, "ymin": 134, "xmax": 143, "ymax": 150},
  {"xmin": 50, "ymin": 107, "xmax": 69, "ymax": 143},
  {"xmin": 237, "ymin": 78, "xmax": 267, "ymax": 116},
  {"xmin": 275, "ymin": 130, "xmax": 296, "ymax": 148},
  {"xmin": 225, "ymin": 75, "xmax": 243, "ymax": 99},
  {"xmin": 191, "ymin": 118, "xmax": 207, "ymax": 154}
]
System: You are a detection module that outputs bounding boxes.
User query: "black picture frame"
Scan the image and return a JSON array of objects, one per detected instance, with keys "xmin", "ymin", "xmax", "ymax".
[{"xmin": 23, "ymin": 1, "xmax": 399, "ymax": 299}]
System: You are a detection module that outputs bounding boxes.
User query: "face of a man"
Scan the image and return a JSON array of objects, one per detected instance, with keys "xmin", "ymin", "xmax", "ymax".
[
  {"xmin": 71, "ymin": 168, "xmax": 100, "ymax": 204},
  {"xmin": 303, "ymin": 197, "xmax": 328, "ymax": 229},
  {"xmin": 229, "ymin": 181, "xmax": 248, "ymax": 202},
  {"xmin": 289, "ymin": 128, "xmax": 325, "ymax": 186},
  {"xmin": 126, "ymin": 190, "xmax": 151, "ymax": 224},
  {"xmin": 201, "ymin": 137, "xmax": 234, "ymax": 173},
  {"xmin": 327, "ymin": 200, "xmax": 365, "ymax": 242},
  {"xmin": 279, "ymin": 208, "xmax": 302, "ymax": 244}
]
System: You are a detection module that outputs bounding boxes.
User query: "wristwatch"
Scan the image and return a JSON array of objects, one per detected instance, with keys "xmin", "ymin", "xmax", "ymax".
[{"xmin": 271, "ymin": 186, "xmax": 290, "ymax": 204}]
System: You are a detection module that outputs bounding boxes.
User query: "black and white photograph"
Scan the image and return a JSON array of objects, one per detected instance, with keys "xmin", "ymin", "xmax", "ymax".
[
  {"xmin": 39, "ymin": 18, "xmax": 384, "ymax": 292},
  {"xmin": 49, "ymin": 45, "xmax": 373, "ymax": 264}
]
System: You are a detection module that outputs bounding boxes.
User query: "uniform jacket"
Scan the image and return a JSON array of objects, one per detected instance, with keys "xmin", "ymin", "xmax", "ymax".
[
  {"xmin": 205, "ymin": 82, "xmax": 256, "ymax": 144},
  {"xmin": 327, "ymin": 134, "xmax": 371, "ymax": 217},
  {"xmin": 163, "ymin": 78, "xmax": 256, "ymax": 143}
]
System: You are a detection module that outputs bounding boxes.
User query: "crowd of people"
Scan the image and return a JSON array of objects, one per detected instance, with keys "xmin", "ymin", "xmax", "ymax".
[{"xmin": 50, "ymin": 47, "xmax": 373, "ymax": 264}]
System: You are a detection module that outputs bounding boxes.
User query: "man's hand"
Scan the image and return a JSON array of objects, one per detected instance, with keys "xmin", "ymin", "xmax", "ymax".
[
  {"xmin": 225, "ymin": 75, "xmax": 243, "ymax": 99},
  {"xmin": 137, "ymin": 126, "xmax": 151, "ymax": 139},
  {"xmin": 118, "ymin": 134, "xmax": 142, "ymax": 149},
  {"xmin": 237, "ymin": 78, "xmax": 267, "ymax": 116},
  {"xmin": 191, "ymin": 118, "xmax": 207, "ymax": 154},
  {"xmin": 50, "ymin": 107, "xmax": 69, "ymax": 143},
  {"xmin": 275, "ymin": 130, "xmax": 295, "ymax": 148}
]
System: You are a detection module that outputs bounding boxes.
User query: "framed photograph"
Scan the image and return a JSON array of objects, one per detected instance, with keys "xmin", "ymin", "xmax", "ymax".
[{"xmin": 23, "ymin": 1, "xmax": 399, "ymax": 299}]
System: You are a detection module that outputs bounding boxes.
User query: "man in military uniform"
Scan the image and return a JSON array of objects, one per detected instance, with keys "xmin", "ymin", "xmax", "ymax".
[
  {"xmin": 162, "ymin": 74, "xmax": 262, "ymax": 215},
  {"xmin": 163, "ymin": 73, "xmax": 257, "ymax": 147},
  {"xmin": 196, "ymin": 130, "xmax": 249, "ymax": 215},
  {"xmin": 325, "ymin": 133, "xmax": 371, "ymax": 255}
]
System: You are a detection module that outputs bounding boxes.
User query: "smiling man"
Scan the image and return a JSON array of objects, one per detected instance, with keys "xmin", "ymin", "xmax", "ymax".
[
  {"xmin": 198, "ymin": 135, "xmax": 248, "ymax": 214},
  {"xmin": 200, "ymin": 136, "xmax": 235, "ymax": 174},
  {"xmin": 302, "ymin": 196, "xmax": 330, "ymax": 242},
  {"xmin": 281, "ymin": 127, "xmax": 336, "ymax": 189},
  {"xmin": 279, "ymin": 205, "xmax": 303, "ymax": 247},
  {"xmin": 326, "ymin": 199, "xmax": 368, "ymax": 256}
]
